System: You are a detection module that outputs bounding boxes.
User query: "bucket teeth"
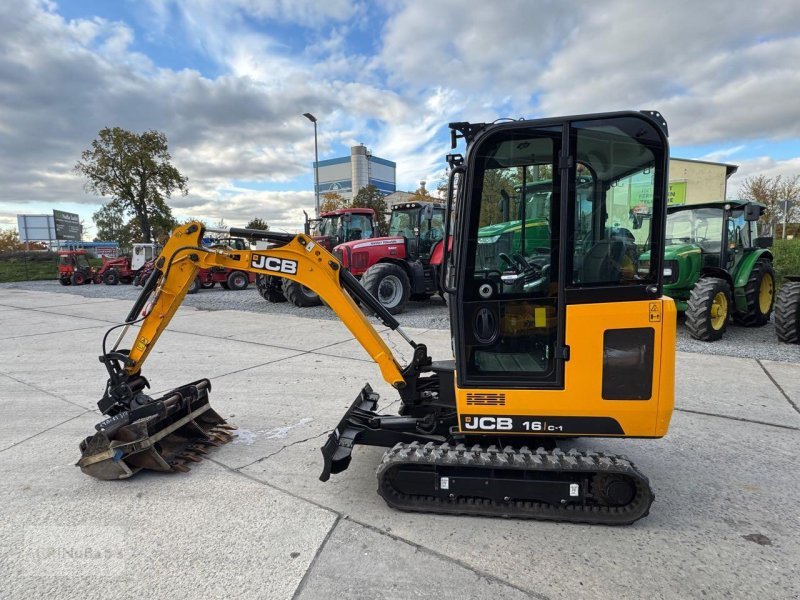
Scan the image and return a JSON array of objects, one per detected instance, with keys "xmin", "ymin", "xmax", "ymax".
[
  {"xmin": 170, "ymin": 462, "xmax": 191, "ymax": 473},
  {"xmin": 177, "ymin": 452, "xmax": 203, "ymax": 463}
]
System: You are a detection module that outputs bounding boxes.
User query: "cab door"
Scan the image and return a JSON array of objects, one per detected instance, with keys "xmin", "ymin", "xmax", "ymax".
[{"xmin": 453, "ymin": 124, "xmax": 566, "ymax": 389}]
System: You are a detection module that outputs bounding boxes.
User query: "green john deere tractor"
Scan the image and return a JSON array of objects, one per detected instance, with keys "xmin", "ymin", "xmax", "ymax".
[{"xmin": 640, "ymin": 200, "xmax": 775, "ymax": 341}]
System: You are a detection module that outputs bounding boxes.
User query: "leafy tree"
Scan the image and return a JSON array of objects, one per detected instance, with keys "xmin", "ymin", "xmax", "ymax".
[
  {"xmin": 0, "ymin": 228, "xmax": 25, "ymax": 252},
  {"xmin": 245, "ymin": 218, "xmax": 269, "ymax": 230},
  {"xmin": 93, "ymin": 202, "xmax": 136, "ymax": 247},
  {"xmin": 76, "ymin": 127, "xmax": 186, "ymax": 243},
  {"xmin": 352, "ymin": 185, "xmax": 390, "ymax": 235},
  {"xmin": 738, "ymin": 174, "xmax": 800, "ymax": 237},
  {"xmin": 320, "ymin": 192, "xmax": 348, "ymax": 213}
]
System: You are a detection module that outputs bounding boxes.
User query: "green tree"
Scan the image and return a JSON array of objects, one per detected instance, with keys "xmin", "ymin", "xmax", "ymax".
[
  {"xmin": 76, "ymin": 127, "xmax": 186, "ymax": 243},
  {"xmin": 352, "ymin": 185, "xmax": 390, "ymax": 235},
  {"xmin": 0, "ymin": 228, "xmax": 25, "ymax": 252},
  {"xmin": 320, "ymin": 192, "xmax": 348, "ymax": 213},
  {"xmin": 738, "ymin": 174, "xmax": 800, "ymax": 237},
  {"xmin": 245, "ymin": 218, "xmax": 269, "ymax": 230}
]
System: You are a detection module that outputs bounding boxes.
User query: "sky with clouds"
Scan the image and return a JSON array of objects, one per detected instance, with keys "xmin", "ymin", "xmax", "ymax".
[{"xmin": 2, "ymin": 0, "xmax": 800, "ymax": 237}]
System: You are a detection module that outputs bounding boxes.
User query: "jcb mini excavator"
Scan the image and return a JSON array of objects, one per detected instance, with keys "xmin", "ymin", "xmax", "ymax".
[{"xmin": 78, "ymin": 111, "xmax": 675, "ymax": 525}]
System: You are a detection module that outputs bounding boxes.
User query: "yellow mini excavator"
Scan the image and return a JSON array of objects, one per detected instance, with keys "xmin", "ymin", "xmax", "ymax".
[{"xmin": 78, "ymin": 111, "xmax": 675, "ymax": 525}]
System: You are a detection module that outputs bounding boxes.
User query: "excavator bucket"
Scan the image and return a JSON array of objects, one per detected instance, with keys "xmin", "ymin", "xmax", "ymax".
[{"xmin": 77, "ymin": 379, "xmax": 236, "ymax": 480}]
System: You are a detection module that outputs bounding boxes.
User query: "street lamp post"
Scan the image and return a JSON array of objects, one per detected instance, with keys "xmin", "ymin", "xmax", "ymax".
[{"xmin": 303, "ymin": 113, "xmax": 320, "ymax": 217}]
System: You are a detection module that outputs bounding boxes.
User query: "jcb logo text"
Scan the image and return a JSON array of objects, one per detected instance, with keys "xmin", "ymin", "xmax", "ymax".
[
  {"xmin": 251, "ymin": 254, "xmax": 298, "ymax": 275},
  {"xmin": 463, "ymin": 416, "xmax": 513, "ymax": 431}
]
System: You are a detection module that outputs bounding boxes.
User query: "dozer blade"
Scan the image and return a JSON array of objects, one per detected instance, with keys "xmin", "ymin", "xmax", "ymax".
[{"xmin": 77, "ymin": 379, "xmax": 236, "ymax": 480}]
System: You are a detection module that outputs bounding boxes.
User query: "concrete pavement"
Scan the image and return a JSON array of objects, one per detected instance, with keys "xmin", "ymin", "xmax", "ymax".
[{"xmin": 0, "ymin": 287, "xmax": 798, "ymax": 600}]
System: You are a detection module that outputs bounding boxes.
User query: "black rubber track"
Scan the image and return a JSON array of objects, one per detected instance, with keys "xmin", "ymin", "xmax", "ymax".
[{"xmin": 377, "ymin": 442, "xmax": 654, "ymax": 526}]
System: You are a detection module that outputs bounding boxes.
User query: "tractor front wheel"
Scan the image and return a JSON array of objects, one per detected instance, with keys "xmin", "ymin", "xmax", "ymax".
[
  {"xmin": 226, "ymin": 271, "xmax": 249, "ymax": 291},
  {"xmin": 734, "ymin": 259, "xmax": 775, "ymax": 326},
  {"xmin": 685, "ymin": 277, "xmax": 732, "ymax": 341},
  {"xmin": 774, "ymin": 280, "xmax": 800, "ymax": 344},
  {"xmin": 361, "ymin": 263, "xmax": 411, "ymax": 314},
  {"xmin": 282, "ymin": 280, "xmax": 322, "ymax": 307},
  {"xmin": 71, "ymin": 272, "xmax": 87, "ymax": 286},
  {"xmin": 102, "ymin": 269, "xmax": 120, "ymax": 285},
  {"xmin": 187, "ymin": 278, "xmax": 201, "ymax": 295}
]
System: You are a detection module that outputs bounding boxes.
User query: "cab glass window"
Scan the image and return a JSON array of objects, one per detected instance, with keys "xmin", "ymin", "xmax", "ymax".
[{"xmin": 569, "ymin": 118, "xmax": 663, "ymax": 286}]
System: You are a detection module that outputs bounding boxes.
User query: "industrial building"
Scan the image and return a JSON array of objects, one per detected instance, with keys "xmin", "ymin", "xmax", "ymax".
[
  {"xmin": 668, "ymin": 158, "xmax": 738, "ymax": 205},
  {"xmin": 316, "ymin": 145, "xmax": 396, "ymax": 200}
]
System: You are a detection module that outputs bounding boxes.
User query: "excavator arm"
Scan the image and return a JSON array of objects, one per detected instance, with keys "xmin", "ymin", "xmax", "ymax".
[
  {"xmin": 115, "ymin": 221, "xmax": 411, "ymax": 391},
  {"xmin": 80, "ymin": 221, "xmax": 432, "ymax": 480}
]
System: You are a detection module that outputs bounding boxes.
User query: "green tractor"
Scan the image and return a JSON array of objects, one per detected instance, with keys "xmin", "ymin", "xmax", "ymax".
[{"xmin": 640, "ymin": 200, "xmax": 775, "ymax": 341}]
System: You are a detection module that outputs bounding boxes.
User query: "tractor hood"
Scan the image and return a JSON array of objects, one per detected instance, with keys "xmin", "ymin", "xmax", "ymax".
[
  {"xmin": 477, "ymin": 218, "xmax": 549, "ymax": 241},
  {"xmin": 333, "ymin": 236, "xmax": 406, "ymax": 253},
  {"xmin": 640, "ymin": 243, "xmax": 701, "ymax": 263}
]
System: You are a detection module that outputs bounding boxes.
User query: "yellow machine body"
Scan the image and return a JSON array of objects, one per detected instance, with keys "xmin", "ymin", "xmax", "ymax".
[{"xmin": 455, "ymin": 299, "xmax": 676, "ymax": 438}]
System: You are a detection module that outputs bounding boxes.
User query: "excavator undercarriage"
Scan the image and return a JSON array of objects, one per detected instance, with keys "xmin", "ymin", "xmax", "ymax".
[{"xmin": 78, "ymin": 111, "xmax": 674, "ymax": 526}]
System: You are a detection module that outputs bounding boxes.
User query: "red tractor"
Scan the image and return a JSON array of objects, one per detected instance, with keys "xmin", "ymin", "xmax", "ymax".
[
  {"xmin": 259, "ymin": 202, "xmax": 448, "ymax": 313},
  {"xmin": 256, "ymin": 207, "xmax": 377, "ymax": 305},
  {"xmin": 334, "ymin": 202, "xmax": 448, "ymax": 313},
  {"xmin": 95, "ymin": 243, "xmax": 158, "ymax": 285},
  {"xmin": 57, "ymin": 250, "xmax": 98, "ymax": 285}
]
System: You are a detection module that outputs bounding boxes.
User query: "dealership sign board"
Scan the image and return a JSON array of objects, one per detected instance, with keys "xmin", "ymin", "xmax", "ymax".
[{"xmin": 53, "ymin": 209, "xmax": 82, "ymax": 241}]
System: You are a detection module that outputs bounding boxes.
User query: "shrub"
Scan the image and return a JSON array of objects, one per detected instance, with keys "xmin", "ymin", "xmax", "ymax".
[{"xmin": 772, "ymin": 238, "xmax": 800, "ymax": 284}]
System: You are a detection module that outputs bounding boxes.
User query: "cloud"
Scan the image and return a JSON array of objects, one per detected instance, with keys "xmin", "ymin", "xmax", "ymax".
[{"xmin": 2, "ymin": 0, "xmax": 800, "ymax": 238}]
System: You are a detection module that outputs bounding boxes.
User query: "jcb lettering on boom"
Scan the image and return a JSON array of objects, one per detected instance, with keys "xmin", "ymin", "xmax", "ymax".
[{"xmin": 251, "ymin": 254, "xmax": 298, "ymax": 275}]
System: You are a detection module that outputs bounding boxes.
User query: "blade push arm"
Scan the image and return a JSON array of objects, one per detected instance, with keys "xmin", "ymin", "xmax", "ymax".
[{"xmin": 112, "ymin": 221, "xmax": 409, "ymax": 392}]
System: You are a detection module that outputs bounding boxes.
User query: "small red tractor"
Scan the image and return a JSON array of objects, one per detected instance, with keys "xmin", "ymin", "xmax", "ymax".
[
  {"xmin": 259, "ymin": 202, "xmax": 447, "ymax": 313},
  {"xmin": 57, "ymin": 250, "xmax": 99, "ymax": 285},
  {"xmin": 188, "ymin": 237, "xmax": 254, "ymax": 294},
  {"xmin": 256, "ymin": 207, "xmax": 377, "ymax": 304},
  {"xmin": 95, "ymin": 243, "xmax": 158, "ymax": 285}
]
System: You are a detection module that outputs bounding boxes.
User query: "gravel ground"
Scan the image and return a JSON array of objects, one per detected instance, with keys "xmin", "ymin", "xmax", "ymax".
[{"xmin": 3, "ymin": 279, "xmax": 798, "ymax": 363}]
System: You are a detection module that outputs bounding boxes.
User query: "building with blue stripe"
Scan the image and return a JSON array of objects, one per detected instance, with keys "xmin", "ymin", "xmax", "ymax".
[{"xmin": 315, "ymin": 145, "xmax": 396, "ymax": 200}]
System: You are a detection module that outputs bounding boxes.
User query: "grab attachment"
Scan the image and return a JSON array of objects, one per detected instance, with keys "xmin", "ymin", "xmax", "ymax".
[{"xmin": 77, "ymin": 379, "xmax": 236, "ymax": 480}]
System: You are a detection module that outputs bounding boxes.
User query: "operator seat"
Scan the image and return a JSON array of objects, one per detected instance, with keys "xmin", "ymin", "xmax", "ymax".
[{"xmin": 582, "ymin": 240, "xmax": 625, "ymax": 283}]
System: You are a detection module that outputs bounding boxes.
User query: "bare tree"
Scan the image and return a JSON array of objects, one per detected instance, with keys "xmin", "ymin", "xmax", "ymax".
[{"xmin": 738, "ymin": 174, "xmax": 800, "ymax": 237}]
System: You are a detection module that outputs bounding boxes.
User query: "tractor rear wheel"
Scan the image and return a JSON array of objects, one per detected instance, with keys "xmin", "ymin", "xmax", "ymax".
[
  {"xmin": 226, "ymin": 271, "xmax": 249, "ymax": 291},
  {"xmin": 282, "ymin": 280, "xmax": 322, "ymax": 307},
  {"xmin": 256, "ymin": 275, "xmax": 286, "ymax": 302},
  {"xmin": 774, "ymin": 280, "xmax": 800, "ymax": 343},
  {"xmin": 734, "ymin": 259, "xmax": 775, "ymax": 326},
  {"xmin": 71, "ymin": 272, "xmax": 87, "ymax": 286},
  {"xmin": 361, "ymin": 263, "xmax": 411, "ymax": 314},
  {"xmin": 102, "ymin": 269, "xmax": 120, "ymax": 285},
  {"xmin": 685, "ymin": 277, "xmax": 732, "ymax": 341},
  {"xmin": 187, "ymin": 277, "xmax": 201, "ymax": 295}
]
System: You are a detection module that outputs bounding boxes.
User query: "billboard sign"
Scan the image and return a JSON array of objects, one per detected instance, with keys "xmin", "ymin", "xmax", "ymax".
[
  {"xmin": 668, "ymin": 181, "xmax": 687, "ymax": 205},
  {"xmin": 53, "ymin": 210, "xmax": 82, "ymax": 241},
  {"xmin": 17, "ymin": 215, "xmax": 56, "ymax": 242}
]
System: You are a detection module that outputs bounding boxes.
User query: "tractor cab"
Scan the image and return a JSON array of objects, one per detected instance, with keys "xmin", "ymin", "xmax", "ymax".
[
  {"xmin": 447, "ymin": 112, "xmax": 670, "ymax": 390},
  {"xmin": 306, "ymin": 208, "xmax": 376, "ymax": 249},
  {"xmin": 388, "ymin": 202, "xmax": 445, "ymax": 261},
  {"xmin": 131, "ymin": 243, "xmax": 157, "ymax": 271},
  {"xmin": 662, "ymin": 201, "xmax": 766, "ymax": 272}
]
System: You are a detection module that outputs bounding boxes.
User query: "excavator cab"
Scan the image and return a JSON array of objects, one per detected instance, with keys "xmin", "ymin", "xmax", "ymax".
[{"xmin": 78, "ymin": 110, "xmax": 674, "ymax": 525}]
